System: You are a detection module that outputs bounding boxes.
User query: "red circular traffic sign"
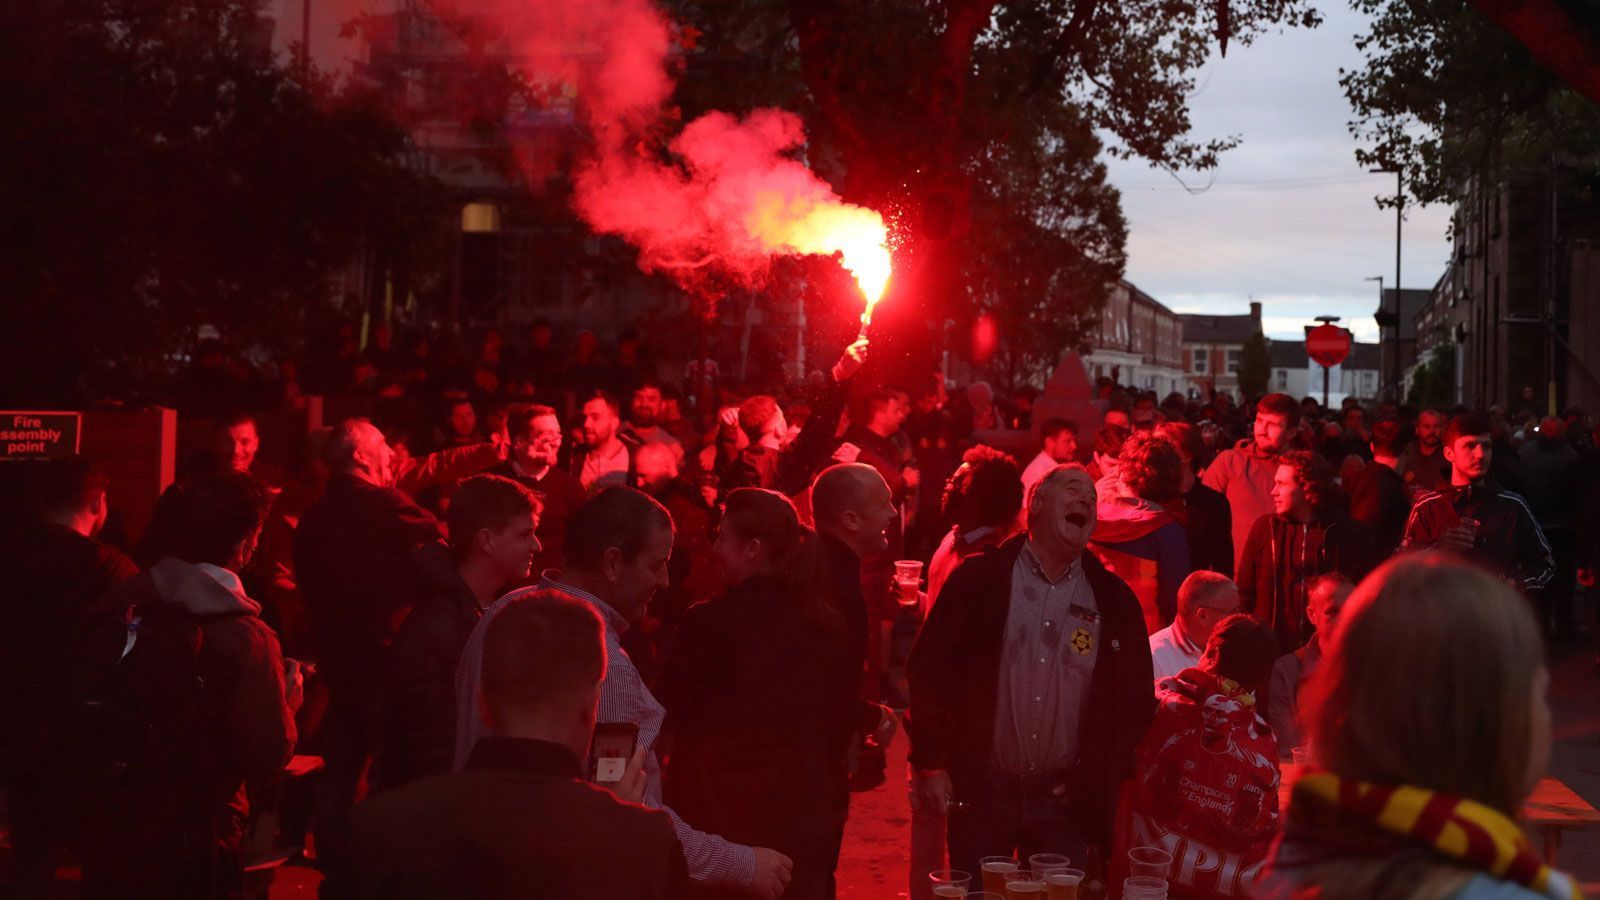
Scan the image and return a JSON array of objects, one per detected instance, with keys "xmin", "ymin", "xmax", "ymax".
[{"xmin": 1306, "ymin": 323, "xmax": 1352, "ymax": 368}]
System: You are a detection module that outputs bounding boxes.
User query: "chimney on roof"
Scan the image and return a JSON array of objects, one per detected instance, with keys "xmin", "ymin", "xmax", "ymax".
[{"xmin": 1249, "ymin": 301, "xmax": 1262, "ymax": 323}]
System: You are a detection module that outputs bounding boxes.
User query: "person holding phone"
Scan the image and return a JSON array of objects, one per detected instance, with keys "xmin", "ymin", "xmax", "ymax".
[
  {"xmin": 351, "ymin": 591, "xmax": 683, "ymax": 898},
  {"xmin": 657, "ymin": 488, "xmax": 893, "ymax": 900},
  {"xmin": 454, "ymin": 487, "xmax": 795, "ymax": 899}
]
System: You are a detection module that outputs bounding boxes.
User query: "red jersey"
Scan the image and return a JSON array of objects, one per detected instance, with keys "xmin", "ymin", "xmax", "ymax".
[{"xmin": 1117, "ymin": 668, "xmax": 1281, "ymax": 898}]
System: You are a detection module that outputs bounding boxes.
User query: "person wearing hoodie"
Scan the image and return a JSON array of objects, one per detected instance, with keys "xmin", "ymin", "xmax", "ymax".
[
  {"xmin": 1237, "ymin": 451, "xmax": 1378, "ymax": 655},
  {"xmin": 1203, "ymin": 393, "xmax": 1299, "ymax": 576},
  {"xmin": 1118, "ymin": 614, "xmax": 1281, "ymax": 899},
  {"xmin": 72, "ymin": 472, "xmax": 298, "ymax": 899},
  {"xmin": 1088, "ymin": 431, "xmax": 1193, "ymax": 633}
]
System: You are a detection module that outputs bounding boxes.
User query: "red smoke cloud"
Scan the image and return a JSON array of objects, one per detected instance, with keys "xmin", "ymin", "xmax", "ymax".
[{"xmin": 441, "ymin": 0, "xmax": 890, "ymax": 303}]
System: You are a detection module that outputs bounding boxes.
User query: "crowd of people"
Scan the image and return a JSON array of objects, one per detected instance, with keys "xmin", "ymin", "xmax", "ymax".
[{"xmin": 4, "ymin": 325, "xmax": 1599, "ymax": 900}]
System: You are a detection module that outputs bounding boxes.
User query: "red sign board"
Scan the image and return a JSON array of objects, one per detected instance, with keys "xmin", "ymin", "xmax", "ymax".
[
  {"xmin": 1306, "ymin": 324, "xmax": 1352, "ymax": 368},
  {"xmin": 1, "ymin": 411, "xmax": 81, "ymax": 460}
]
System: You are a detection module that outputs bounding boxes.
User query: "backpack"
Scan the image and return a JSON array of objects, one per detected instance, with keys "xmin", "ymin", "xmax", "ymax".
[{"xmin": 59, "ymin": 597, "xmax": 229, "ymax": 789}]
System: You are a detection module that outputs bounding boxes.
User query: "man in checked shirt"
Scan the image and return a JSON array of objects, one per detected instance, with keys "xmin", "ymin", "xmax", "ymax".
[{"xmin": 455, "ymin": 486, "xmax": 794, "ymax": 898}]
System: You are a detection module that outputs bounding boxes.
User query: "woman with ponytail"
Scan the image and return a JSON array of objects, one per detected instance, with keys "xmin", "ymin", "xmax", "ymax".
[{"xmin": 658, "ymin": 488, "xmax": 875, "ymax": 900}]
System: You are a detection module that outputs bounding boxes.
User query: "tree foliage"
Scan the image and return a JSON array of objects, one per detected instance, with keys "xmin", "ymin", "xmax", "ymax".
[
  {"xmin": 0, "ymin": 0, "xmax": 450, "ymax": 405},
  {"xmin": 663, "ymin": 0, "xmax": 1320, "ymax": 386},
  {"xmin": 1238, "ymin": 330, "xmax": 1272, "ymax": 399},
  {"xmin": 1407, "ymin": 341, "xmax": 1457, "ymax": 408},
  {"xmin": 1343, "ymin": 0, "xmax": 1600, "ymax": 209}
]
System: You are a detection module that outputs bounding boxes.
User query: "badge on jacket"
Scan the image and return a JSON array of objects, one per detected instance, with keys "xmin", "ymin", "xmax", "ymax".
[{"xmin": 1071, "ymin": 627, "xmax": 1093, "ymax": 656}]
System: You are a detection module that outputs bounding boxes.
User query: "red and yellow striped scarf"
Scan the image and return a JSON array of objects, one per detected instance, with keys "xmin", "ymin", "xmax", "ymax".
[{"xmin": 1290, "ymin": 772, "xmax": 1581, "ymax": 899}]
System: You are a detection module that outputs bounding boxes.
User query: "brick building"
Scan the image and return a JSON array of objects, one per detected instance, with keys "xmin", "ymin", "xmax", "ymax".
[
  {"xmin": 1179, "ymin": 302, "xmax": 1264, "ymax": 400},
  {"xmin": 1080, "ymin": 280, "xmax": 1186, "ymax": 396},
  {"xmin": 1415, "ymin": 173, "xmax": 1600, "ymax": 412}
]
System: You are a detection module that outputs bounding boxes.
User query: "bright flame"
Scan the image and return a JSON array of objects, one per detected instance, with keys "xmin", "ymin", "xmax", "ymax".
[{"xmin": 748, "ymin": 193, "xmax": 892, "ymax": 311}]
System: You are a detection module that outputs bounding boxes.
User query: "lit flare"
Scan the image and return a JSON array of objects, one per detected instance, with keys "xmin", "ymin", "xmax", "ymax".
[{"xmin": 748, "ymin": 192, "xmax": 892, "ymax": 331}]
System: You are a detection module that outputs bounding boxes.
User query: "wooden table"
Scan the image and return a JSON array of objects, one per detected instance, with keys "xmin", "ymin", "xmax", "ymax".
[{"xmin": 1277, "ymin": 763, "xmax": 1600, "ymax": 865}]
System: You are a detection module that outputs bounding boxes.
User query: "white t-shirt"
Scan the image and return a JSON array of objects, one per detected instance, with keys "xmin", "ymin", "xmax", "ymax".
[{"xmin": 1148, "ymin": 621, "xmax": 1202, "ymax": 682}]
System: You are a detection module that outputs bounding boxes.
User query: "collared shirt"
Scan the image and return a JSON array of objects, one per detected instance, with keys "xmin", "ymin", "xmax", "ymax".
[
  {"xmin": 454, "ymin": 574, "xmax": 756, "ymax": 888},
  {"xmin": 1148, "ymin": 620, "xmax": 1202, "ymax": 682},
  {"xmin": 992, "ymin": 545, "xmax": 1098, "ymax": 776},
  {"xmin": 579, "ymin": 441, "xmax": 630, "ymax": 492},
  {"xmin": 1021, "ymin": 450, "xmax": 1061, "ymax": 495}
]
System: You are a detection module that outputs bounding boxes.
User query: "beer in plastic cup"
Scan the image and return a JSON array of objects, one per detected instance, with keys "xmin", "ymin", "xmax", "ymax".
[
  {"xmin": 980, "ymin": 857, "xmax": 1019, "ymax": 895},
  {"xmin": 929, "ymin": 869, "xmax": 971, "ymax": 897},
  {"xmin": 894, "ymin": 559, "xmax": 924, "ymax": 608},
  {"xmin": 1123, "ymin": 876, "xmax": 1169, "ymax": 900},
  {"xmin": 1291, "ymin": 745, "xmax": 1312, "ymax": 768},
  {"xmin": 1128, "ymin": 847, "xmax": 1173, "ymax": 879},
  {"xmin": 1005, "ymin": 870, "xmax": 1046, "ymax": 898},
  {"xmin": 1044, "ymin": 868, "xmax": 1085, "ymax": 900}
]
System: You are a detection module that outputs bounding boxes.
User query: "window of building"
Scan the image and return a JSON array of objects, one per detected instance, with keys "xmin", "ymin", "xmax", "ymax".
[
  {"xmin": 1191, "ymin": 350, "xmax": 1208, "ymax": 375},
  {"xmin": 1275, "ymin": 369, "xmax": 1288, "ymax": 391},
  {"xmin": 1226, "ymin": 348, "xmax": 1241, "ymax": 375}
]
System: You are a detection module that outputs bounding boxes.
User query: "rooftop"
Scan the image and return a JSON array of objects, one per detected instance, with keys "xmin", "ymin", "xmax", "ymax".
[
  {"xmin": 1270, "ymin": 340, "xmax": 1308, "ymax": 368},
  {"xmin": 1181, "ymin": 312, "xmax": 1260, "ymax": 344}
]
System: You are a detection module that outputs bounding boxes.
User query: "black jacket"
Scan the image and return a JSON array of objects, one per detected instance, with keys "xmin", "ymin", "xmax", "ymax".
[
  {"xmin": 906, "ymin": 535, "xmax": 1155, "ymax": 845},
  {"xmin": 0, "ymin": 523, "xmax": 138, "ymax": 777},
  {"xmin": 377, "ymin": 579, "xmax": 482, "ymax": 792},
  {"xmin": 1171, "ymin": 482, "xmax": 1235, "ymax": 579},
  {"xmin": 1399, "ymin": 479, "xmax": 1556, "ymax": 592},
  {"xmin": 1348, "ymin": 460, "xmax": 1412, "ymax": 555},
  {"xmin": 658, "ymin": 575, "xmax": 859, "ymax": 844},
  {"xmin": 352, "ymin": 737, "xmax": 688, "ymax": 900},
  {"xmin": 488, "ymin": 462, "xmax": 585, "ymax": 573},
  {"xmin": 293, "ymin": 473, "xmax": 455, "ymax": 694},
  {"xmin": 1238, "ymin": 513, "xmax": 1378, "ymax": 653}
]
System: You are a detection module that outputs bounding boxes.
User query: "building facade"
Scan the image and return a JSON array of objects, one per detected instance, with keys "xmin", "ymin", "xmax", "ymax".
[
  {"xmin": 1179, "ymin": 302, "xmax": 1263, "ymax": 400},
  {"xmin": 1081, "ymin": 281, "xmax": 1187, "ymax": 397},
  {"xmin": 1417, "ymin": 173, "xmax": 1600, "ymax": 412}
]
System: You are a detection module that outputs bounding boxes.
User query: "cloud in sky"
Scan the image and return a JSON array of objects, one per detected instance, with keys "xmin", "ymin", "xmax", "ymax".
[{"xmin": 1102, "ymin": 5, "xmax": 1454, "ymax": 344}]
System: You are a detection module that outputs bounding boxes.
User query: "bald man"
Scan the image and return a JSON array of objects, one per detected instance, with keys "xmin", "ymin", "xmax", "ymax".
[
  {"xmin": 806, "ymin": 463, "xmax": 899, "ymax": 892},
  {"xmin": 908, "ymin": 465, "xmax": 1155, "ymax": 872},
  {"xmin": 295, "ymin": 417, "xmax": 463, "ymax": 895},
  {"xmin": 1148, "ymin": 571, "xmax": 1242, "ymax": 681}
]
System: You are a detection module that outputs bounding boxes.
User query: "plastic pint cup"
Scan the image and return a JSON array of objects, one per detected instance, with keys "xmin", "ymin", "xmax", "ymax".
[
  {"xmin": 894, "ymin": 559, "xmax": 924, "ymax": 608},
  {"xmin": 980, "ymin": 857, "xmax": 1019, "ymax": 895},
  {"xmin": 1044, "ymin": 868, "xmax": 1085, "ymax": 900},
  {"xmin": 929, "ymin": 869, "xmax": 971, "ymax": 897}
]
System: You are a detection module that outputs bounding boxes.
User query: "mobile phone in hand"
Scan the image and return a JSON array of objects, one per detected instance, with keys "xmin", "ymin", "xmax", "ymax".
[{"xmin": 588, "ymin": 723, "xmax": 639, "ymax": 783}]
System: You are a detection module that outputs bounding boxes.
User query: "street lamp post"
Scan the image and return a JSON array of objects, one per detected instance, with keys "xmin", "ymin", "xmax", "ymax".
[
  {"xmin": 1365, "ymin": 275, "xmax": 1384, "ymax": 394},
  {"xmin": 1370, "ymin": 168, "xmax": 1403, "ymax": 400}
]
